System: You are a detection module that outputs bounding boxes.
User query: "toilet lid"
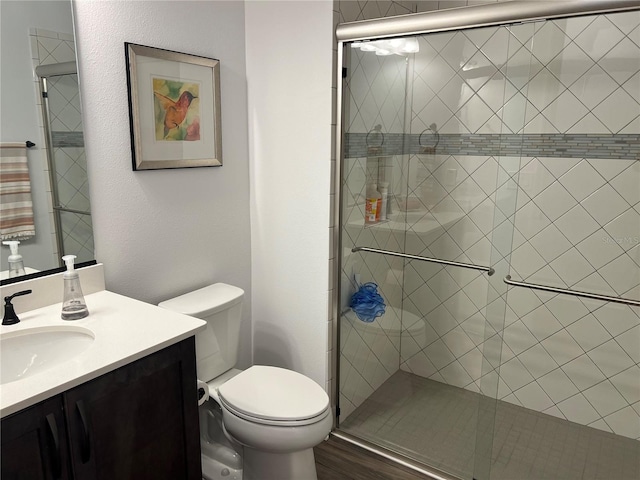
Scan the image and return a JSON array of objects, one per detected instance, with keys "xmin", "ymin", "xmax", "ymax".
[{"xmin": 217, "ymin": 365, "xmax": 329, "ymax": 423}]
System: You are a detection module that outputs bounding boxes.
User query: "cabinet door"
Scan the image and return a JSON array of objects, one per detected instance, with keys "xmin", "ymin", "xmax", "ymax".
[
  {"xmin": 64, "ymin": 338, "xmax": 201, "ymax": 480},
  {"xmin": 1, "ymin": 396, "xmax": 71, "ymax": 480}
]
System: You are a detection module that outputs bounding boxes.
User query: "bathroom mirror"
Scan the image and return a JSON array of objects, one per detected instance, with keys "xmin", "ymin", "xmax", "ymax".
[{"xmin": 0, "ymin": 0, "xmax": 95, "ymax": 284}]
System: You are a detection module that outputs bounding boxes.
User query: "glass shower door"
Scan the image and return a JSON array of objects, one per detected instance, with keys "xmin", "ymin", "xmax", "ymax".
[
  {"xmin": 486, "ymin": 11, "xmax": 640, "ymax": 480},
  {"xmin": 40, "ymin": 71, "xmax": 93, "ymax": 264}
]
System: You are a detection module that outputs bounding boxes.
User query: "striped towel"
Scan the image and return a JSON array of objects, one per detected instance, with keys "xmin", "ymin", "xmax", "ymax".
[{"xmin": 0, "ymin": 144, "xmax": 35, "ymax": 240}]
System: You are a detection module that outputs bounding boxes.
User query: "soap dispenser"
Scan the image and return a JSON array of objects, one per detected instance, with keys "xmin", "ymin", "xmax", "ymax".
[
  {"xmin": 3, "ymin": 240, "xmax": 25, "ymax": 277},
  {"xmin": 61, "ymin": 255, "xmax": 89, "ymax": 320}
]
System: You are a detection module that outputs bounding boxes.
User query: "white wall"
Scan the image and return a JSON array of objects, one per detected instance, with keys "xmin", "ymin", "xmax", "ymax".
[
  {"xmin": 245, "ymin": 1, "xmax": 334, "ymax": 387},
  {"xmin": 0, "ymin": 1, "xmax": 71, "ymax": 271},
  {"xmin": 72, "ymin": 0, "xmax": 253, "ymax": 368}
]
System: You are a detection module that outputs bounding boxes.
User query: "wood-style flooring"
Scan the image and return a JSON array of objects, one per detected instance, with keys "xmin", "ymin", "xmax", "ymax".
[{"xmin": 314, "ymin": 435, "xmax": 431, "ymax": 480}]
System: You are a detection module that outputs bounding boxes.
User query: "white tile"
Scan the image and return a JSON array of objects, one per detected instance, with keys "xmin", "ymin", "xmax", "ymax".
[
  {"xmin": 604, "ymin": 406, "xmax": 640, "ymax": 440},
  {"xmin": 568, "ymin": 64, "xmax": 618, "ymax": 109},
  {"xmin": 593, "ymin": 303, "xmax": 640, "ymax": 337},
  {"xmin": 598, "ymin": 37, "xmax": 640, "ymax": 86},
  {"xmin": 457, "ymin": 95, "xmax": 495, "ymax": 133},
  {"xmin": 519, "ymin": 158, "xmax": 556, "ymax": 199},
  {"xmin": 554, "ymin": 204, "xmax": 600, "ymax": 246},
  {"xmin": 538, "ymin": 157, "xmax": 580, "ymax": 179},
  {"xmin": 529, "ymin": 224, "xmax": 571, "ymax": 263},
  {"xmin": 542, "ymin": 90, "xmax": 590, "ymax": 132},
  {"xmin": 459, "ymin": 347, "xmax": 483, "ymax": 380},
  {"xmin": 588, "ymin": 339, "xmax": 635, "ymax": 377},
  {"xmin": 592, "ymin": 88, "xmax": 640, "ymax": 133},
  {"xmin": 443, "ymin": 290, "xmax": 478, "ymax": 322},
  {"xmin": 610, "ymin": 161, "xmax": 640, "ymax": 207},
  {"xmin": 549, "ymin": 248, "xmax": 594, "ymax": 286},
  {"xmin": 559, "ymin": 160, "xmax": 607, "ymax": 203},
  {"xmin": 599, "ymin": 254, "xmax": 640, "ymax": 296},
  {"xmin": 514, "ymin": 381, "xmax": 554, "ymax": 411},
  {"xmin": 566, "ymin": 314, "xmax": 612, "ymax": 352},
  {"xmin": 514, "ymin": 200, "xmax": 551, "ymax": 240},
  {"xmin": 576, "ymin": 230, "xmax": 624, "ymax": 270},
  {"xmin": 584, "ymin": 380, "xmax": 629, "ymax": 417},
  {"xmin": 542, "ymin": 405, "xmax": 567, "ymax": 420},
  {"xmin": 603, "ymin": 208, "xmax": 640, "ymax": 251},
  {"xmin": 440, "ymin": 360, "xmax": 474, "ymax": 388},
  {"xmin": 622, "ymin": 71, "xmax": 640, "ymax": 101},
  {"xmin": 510, "ymin": 242, "xmax": 545, "ymax": 279},
  {"xmin": 610, "ymin": 365, "xmax": 640, "ymax": 405},
  {"xmin": 541, "ymin": 329, "xmax": 585, "ymax": 366},
  {"xmin": 404, "ymin": 351, "xmax": 438, "ymax": 379},
  {"xmin": 547, "ymin": 42, "xmax": 595, "ymax": 88},
  {"xmin": 615, "ymin": 325, "xmax": 640, "ymax": 364},
  {"xmin": 518, "ymin": 343, "xmax": 558, "ymax": 379},
  {"xmin": 531, "ymin": 21, "xmax": 571, "ymax": 64},
  {"xmin": 588, "ymin": 159, "xmax": 636, "ymax": 182},
  {"xmin": 532, "ymin": 181, "xmax": 577, "ymax": 221},
  {"xmin": 557, "ymin": 393, "xmax": 601, "ymax": 425},
  {"xmin": 581, "ymin": 184, "xmax": 630, "ymax": 226},
  {"xmin": 526, "ymin": 68, "xmax": 564, "ymax": 112},
  {"xmin": 424, "ymin": 339, "xmax": 456, "ymax": 370},
  {"xmin": 521, "ymin": 305, "xmax": 564, "ymax": 343},
  {"xmin": 538, "ymin": 368, "xmax": 579, "ymax": 403},
  {"xmin": 441, "ymin": 326, "xmax": 476, "ymax": 358},
  {"xmin": 566, "ymin": 113, "xmax": 609, "ymax": 134},
  {"xmin": 506, "ymin": 286, "xmax": 542, "ymax": 318},
  {"xmin": 561, "ymin": 354, "xmax": 606, "ymax": 391},
  {"xmin": 574, "ymin": 16, "xmax": 625, "ymax": 61},
  {"xmin": 607, "ymin": 10, "xmax": 640, "ymax": 34},
  {"xmin": 500, "ymin": 357, "xmax": 534, "ymax": 392},
  {"xmin": 503, "ymin": 320, "xmax": 537, "ymax": 355}
]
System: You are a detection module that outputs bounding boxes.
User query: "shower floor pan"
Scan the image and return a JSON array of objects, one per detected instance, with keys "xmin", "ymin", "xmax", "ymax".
[{"xmin": 340, "ymin": 371, "xmax": 639, "ymax": 480}]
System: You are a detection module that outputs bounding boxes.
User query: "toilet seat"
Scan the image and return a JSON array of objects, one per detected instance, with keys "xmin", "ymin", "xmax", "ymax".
[{"xmin": 217, "ymin": 365, "xmax": 330, "ymax": 427}]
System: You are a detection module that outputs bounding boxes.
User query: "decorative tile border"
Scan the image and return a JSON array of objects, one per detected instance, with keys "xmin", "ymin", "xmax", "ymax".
[
  {"xmin": 52, "ymin": 131, "xmax": 84, "ymax": 148},
  {"xmin": 344, "ymin": 133, "xmax": 640, "ymax": 160}
]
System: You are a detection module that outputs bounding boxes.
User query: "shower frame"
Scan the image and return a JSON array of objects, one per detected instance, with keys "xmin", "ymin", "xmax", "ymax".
[
  {"xmin": 332, "ymin": 1, "xmax": 639, "ymax": 478},
  {"xmin": 36, "ymin": 61, "xmax": 90, "ymax": 267}
]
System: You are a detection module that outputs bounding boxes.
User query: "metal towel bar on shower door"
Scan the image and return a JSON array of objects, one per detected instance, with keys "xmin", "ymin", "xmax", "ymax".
[
  {"xmin": 504, "ymin": 275, "xmax": 640, "ymax": 307},
  {"xmin": 351, "ymin": 246, "xmax": 495, "ymax": 276}
]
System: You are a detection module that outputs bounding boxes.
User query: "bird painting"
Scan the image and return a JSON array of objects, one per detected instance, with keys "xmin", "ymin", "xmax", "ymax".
[{"xmin": 152, "ymin": 78, "xmax": 200, "ymax": 141}]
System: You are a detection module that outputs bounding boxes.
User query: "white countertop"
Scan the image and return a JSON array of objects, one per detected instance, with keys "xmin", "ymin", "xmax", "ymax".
[{"xmin": 0, "ymin": 290, "xmax": 206, "ymax": 418}]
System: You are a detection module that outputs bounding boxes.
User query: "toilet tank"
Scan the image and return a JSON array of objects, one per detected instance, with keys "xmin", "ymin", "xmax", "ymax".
[{"xmin": 159, "ymin": 283, "xmax": 244, "ymax": 382}]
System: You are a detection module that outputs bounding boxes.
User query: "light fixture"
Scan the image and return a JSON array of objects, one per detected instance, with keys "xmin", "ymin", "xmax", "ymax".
[{"xmin": 350, "ymin": 37, "xmax": 419, "ymax": 56}]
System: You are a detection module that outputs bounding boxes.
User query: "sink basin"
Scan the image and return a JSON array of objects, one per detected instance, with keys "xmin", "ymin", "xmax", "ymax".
[{"xmin": 1, "ymin": 326, "xmax": 95, "ymax": 385}]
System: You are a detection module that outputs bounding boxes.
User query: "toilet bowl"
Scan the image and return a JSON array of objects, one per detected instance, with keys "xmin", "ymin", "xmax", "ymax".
[{"xmin": 159, "ymin": 284, "xmax": 332, "ymax": 480}]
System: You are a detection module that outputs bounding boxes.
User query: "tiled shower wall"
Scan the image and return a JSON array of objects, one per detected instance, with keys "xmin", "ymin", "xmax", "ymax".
[
  {"xmin": 30, "ymin": 27, "xmax": 93, "ymax": 264},
  {"xmin": 340, "ymin": 9, "xmax": 640, "ymax": 441}
]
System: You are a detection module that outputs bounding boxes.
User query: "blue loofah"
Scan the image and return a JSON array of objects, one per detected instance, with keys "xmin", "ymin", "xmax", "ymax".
[{"xmin": 350, "ymin": 282, "xmax": 386, "ymax": 323}]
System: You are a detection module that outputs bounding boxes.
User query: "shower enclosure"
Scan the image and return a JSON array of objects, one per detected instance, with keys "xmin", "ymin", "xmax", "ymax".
[
  {"xmin": 335, "ymin": 2, "xmax": 639, "ymax": 479},
  {"xmin": 36, "ymin": 61, "xmax": 93, "ymax": 266}
]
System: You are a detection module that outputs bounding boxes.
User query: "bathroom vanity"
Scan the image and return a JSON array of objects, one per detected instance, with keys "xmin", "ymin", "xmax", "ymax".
[{"xmin": 0, "ymin": 269, "xmax": 206, "ymax": 479}]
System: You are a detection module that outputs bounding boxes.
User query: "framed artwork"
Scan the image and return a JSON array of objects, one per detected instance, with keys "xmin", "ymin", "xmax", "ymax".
[{"xmin": 125, "ymin": 43, "xmax": 222, "ymax": 170}]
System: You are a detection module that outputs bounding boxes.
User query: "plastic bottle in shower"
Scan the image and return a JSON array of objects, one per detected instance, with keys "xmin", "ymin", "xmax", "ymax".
[
  {"xmin": 3, "ymin": 240, "xmax": 25, "ymax": 277},
  {"xmin": 61, "ymin": 255, "xmax": 89, "ymax": 320},
  {"xmin": 365, "ymin": 184, "xmax": 382, "ymax": 224},
  {"xmin": 379, "ymin": 182, "xmax": 389, "ymax": 221}
]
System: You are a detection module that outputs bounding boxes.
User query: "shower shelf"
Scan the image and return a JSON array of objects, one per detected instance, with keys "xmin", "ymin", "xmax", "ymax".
[
  {"xmin": 351, "ymin": 246, "xmax": 495, "ymax": 276},
  {"xmin": 504, "ymin": 275, "xmax": 640, "ymax": 307}
]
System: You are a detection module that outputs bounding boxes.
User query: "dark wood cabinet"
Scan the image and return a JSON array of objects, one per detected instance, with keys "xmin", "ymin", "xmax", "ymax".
[
  {"xmin": 1, "ymin": 396, "xmax": 72, "ymax": 480},
  {"xmin": 1, "ymin": 338, "xmax": 201, "ymax": 480}
]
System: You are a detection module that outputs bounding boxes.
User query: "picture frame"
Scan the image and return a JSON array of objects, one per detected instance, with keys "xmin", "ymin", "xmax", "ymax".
[{"xmin": 125, "ymin": 43, "xmax": 222, "ymax": 170}]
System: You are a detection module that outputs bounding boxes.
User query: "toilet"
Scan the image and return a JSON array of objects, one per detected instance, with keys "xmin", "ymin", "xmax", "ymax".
[{"xmin": 159, "ymin": 283, "xmax": 332, "ymax": 480}]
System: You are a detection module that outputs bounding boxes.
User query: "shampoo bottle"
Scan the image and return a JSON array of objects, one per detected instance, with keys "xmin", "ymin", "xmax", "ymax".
[
  {"xmin": 3, "ymin": 240, "xmax": 25, "ymax": 277},
  {"xmin": 365, "ymin": 184, "xmax": 382, "ymax": 224},
  {"xmin": 61, "ymin": 255, "xmax": 89, "ymax": 320},
  {"xmin": 379, "ymin": 182, "xmax": 389, "ymax": 221}
]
